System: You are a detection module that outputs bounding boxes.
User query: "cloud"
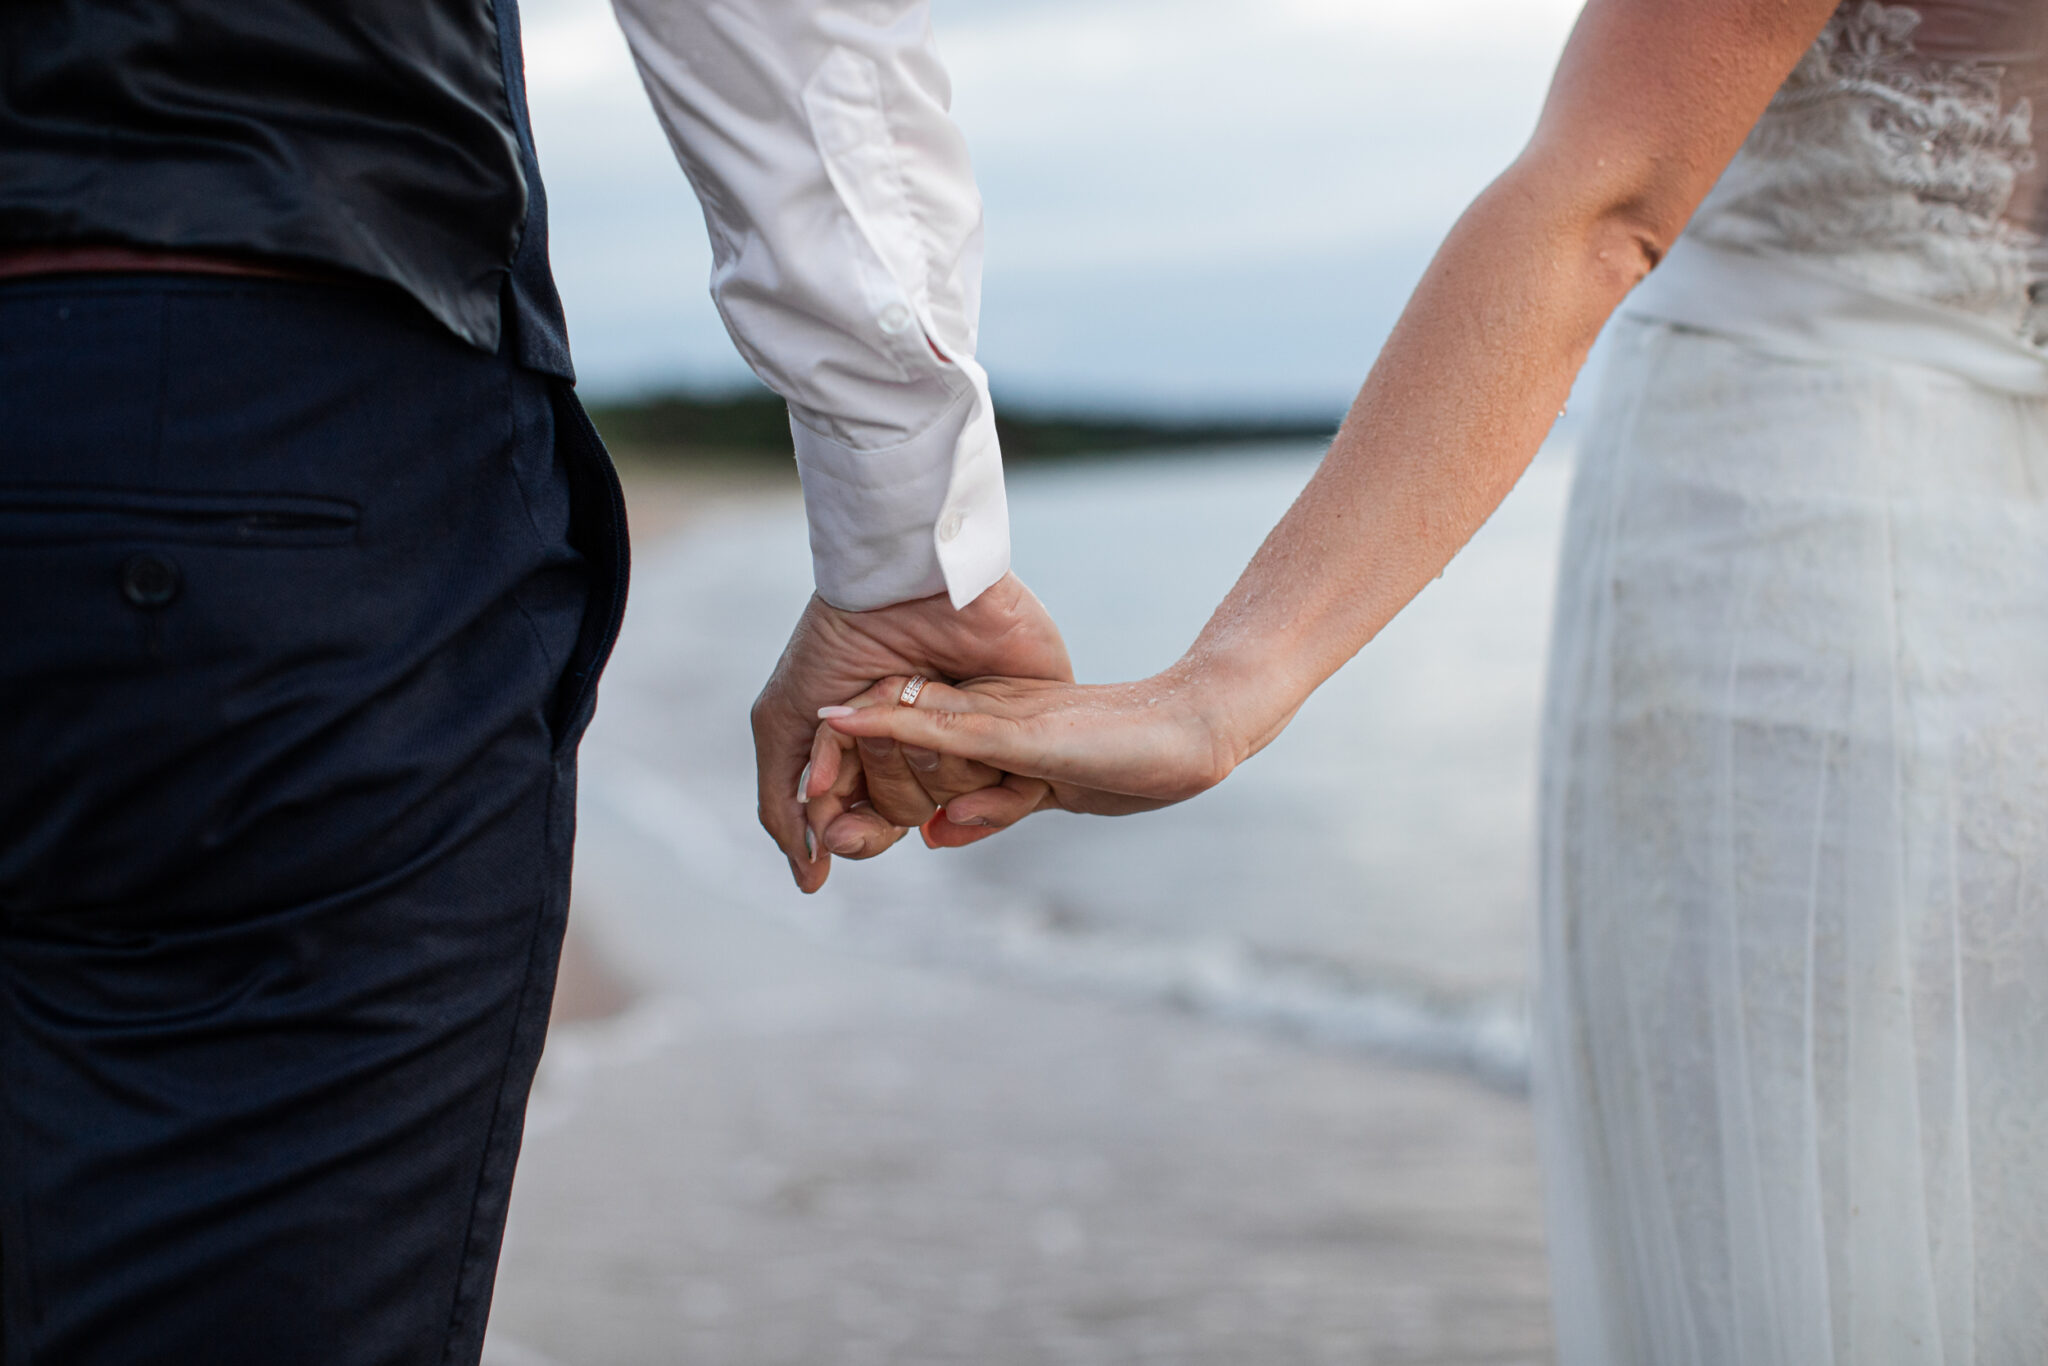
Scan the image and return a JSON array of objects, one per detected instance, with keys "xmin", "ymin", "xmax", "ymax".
[{"xmin": 522, "ymin": 0, "xmax": 1582, "ymax": 407}]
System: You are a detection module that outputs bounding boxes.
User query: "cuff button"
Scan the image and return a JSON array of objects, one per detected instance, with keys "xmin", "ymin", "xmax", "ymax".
[{"xmin": 937, "ymin": 513, "xmax": 964, "ymax": 543}]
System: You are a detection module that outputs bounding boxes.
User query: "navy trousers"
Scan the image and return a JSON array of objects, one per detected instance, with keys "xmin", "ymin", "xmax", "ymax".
[{"xmin": 0, "ymin": 275, "xmax": 627, "ymax": 1364}]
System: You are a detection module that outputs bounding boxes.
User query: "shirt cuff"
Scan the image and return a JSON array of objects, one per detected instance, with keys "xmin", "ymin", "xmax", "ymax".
[{"xmin": 792, "ymin": 386, "xmax": 1011, "ymax": 612}]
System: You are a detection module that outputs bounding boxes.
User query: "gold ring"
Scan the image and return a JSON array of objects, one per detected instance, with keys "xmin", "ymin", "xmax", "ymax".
[{"xmin": 897, "ymin": 675, "xmax": 928, "ymax": 708}]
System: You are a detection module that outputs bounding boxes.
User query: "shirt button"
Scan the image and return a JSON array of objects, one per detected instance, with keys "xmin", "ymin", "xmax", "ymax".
[
  {"xmin": 937, "ymin": 512, "xmax": 964, "ymax": 543},
  {"xmin": 120, "ymin": 553, "xmax": 182, "ymax": 608},
  {"xmin": 877, "ymin": 303, "xmax": 913, "ymax": 336}
]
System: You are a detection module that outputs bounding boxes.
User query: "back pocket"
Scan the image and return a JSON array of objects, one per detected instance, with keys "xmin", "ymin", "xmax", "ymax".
[{"xmin": 0, "ymin": 486, "xmax": 358, "ymax": 546}]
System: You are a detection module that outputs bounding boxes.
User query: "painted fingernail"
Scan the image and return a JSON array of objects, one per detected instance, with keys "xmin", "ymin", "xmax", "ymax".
[
  {"xmin": 903, "ymin": 745, "xmax": 940, "ymax": 772},
  {"xmin": 826, "ymin": 829, "xmax": 863, "ymax": 856},
  {"xmin": 804, "ymin": 828, "xmax": 818, "ymax": 862},
  {"xmin": 817, "ymin": 706, "xmax": 857, "ymax": 720},
  {"xmin": 953, "ymin": 815, "xmax": 989, "ymax": 827},
  {"xmin": 796, "ymin": 761, "xmax": 812, "ymax": 804}
]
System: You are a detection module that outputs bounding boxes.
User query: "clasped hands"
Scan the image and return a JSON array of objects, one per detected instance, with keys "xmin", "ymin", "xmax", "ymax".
[{"xmin": 751, "ymin": 573, "xmax": 1241, "ymax": 892}]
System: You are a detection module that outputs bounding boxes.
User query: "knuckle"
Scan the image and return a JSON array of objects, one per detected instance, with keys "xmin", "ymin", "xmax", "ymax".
[
  {"xmin": 873, "ymin": 800, "xmax": 927, "ymax": 826},
  {"xmin": 923, "ymin": 709, "xmax": 967, "ymax": 738},
  {"xmin": 1168, "ymin": 749, "xmax": 1236, "ymax": 804}
]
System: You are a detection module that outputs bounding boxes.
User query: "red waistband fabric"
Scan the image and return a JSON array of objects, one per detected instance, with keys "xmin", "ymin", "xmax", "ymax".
[{"xmin": 0, "ymin": 244, "xmax": 342, "ymax": 285}]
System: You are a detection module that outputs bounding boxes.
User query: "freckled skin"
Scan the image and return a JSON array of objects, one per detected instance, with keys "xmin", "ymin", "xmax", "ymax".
[{"xmin": 829, "ymin": 0, "xmax": 1840, "ymax": 840}]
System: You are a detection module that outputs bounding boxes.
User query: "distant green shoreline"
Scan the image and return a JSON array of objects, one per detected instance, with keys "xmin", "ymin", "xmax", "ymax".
[{"xmin": 586, "ymin": 388, "xmax": 1339, "ymax": 464}]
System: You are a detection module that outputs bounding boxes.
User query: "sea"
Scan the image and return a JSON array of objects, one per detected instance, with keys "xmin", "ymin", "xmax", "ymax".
[{"xmin": 576, "ymin": 437, "xmax": 1578, "ymax": 1092}]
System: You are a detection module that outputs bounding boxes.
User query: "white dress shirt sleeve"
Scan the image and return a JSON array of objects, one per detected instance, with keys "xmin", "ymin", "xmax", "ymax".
[{"xmin": 608, "ymin": 0, "xmax": 1010, "ymax": 611}]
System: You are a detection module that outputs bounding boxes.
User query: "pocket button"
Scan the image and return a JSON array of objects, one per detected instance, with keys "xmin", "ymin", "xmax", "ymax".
[{"xmin": 120, "ymin": 553, "xmax": 182, "ymax": 608}]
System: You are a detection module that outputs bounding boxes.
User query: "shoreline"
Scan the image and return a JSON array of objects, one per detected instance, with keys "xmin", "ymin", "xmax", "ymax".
[
  {"xmin": 547, "ymin": 451, "xmax": 798, "ymax": 1029},
  {"xmin": 501, "ymin": 459, "xmax": 1555, "ymax": 1364}
]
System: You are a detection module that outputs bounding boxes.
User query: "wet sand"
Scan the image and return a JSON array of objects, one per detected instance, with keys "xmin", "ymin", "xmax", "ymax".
[
  {"xmin": 485, "ymin": 456, "xmax": 1555, "ymax": 1365},
  {"xmin": 544, "ymin": 446, "xmax": 795, "ymax": 1032}
]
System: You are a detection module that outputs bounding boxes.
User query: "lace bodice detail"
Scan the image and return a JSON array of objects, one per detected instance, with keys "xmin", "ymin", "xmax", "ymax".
[{"xmin": 1687, "ymin": 1, "xmax": 2048, "ymax": 342}]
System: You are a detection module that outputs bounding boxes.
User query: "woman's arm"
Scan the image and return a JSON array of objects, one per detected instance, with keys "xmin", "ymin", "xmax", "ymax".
[
  {"xmin": 820, "ymin": 0, "xmax": 1842, "ymax": 829},
  {"xmin": 1184, "ymin": 0, "xmax": 1839, "ymax": 761}
]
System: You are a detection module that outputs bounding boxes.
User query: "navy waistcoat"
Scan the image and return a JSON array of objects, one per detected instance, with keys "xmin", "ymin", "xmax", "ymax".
[{"xmin": 0, "ymin": 0, "xmax": 573, "ymax": 377}]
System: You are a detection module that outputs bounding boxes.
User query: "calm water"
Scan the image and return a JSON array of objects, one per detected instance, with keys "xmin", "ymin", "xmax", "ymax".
[{"xmin": 580, "ymin": 439, "xmax": 1576, "ymax": 1087}]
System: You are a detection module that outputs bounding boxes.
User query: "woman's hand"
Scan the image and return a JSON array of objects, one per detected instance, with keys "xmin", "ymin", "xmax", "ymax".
[
  {"xmin": 753, "ymin": 573, "xmax": 1073, "ymax": 888},
  {"xmin": 811, "ymin": 668, "xmax": 1243, "ymax": 841},
  {"xmin": 799, "ymin": 689, "xmax": 1032, "ymax": 854}
]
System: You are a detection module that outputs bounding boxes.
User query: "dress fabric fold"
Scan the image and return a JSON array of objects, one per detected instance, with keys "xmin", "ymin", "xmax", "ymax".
[{"xmin": 1539, "ymin": 310, "xmax": 2048, "ymax": 1365}]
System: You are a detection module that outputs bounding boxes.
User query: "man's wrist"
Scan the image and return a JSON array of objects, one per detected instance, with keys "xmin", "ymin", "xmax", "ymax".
[
  {"xmin": 819, "ymin": 572, "xmax": 1070, "ymax": 690},
  {"xmin": 794, "ymin": 390, "xmax": 1010, "ymax": 613}
]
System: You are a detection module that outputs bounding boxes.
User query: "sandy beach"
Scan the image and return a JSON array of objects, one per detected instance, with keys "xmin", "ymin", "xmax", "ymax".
[{"xmin": 482, "ymin": 456, "xmax": 1556, "ymax": 1365}]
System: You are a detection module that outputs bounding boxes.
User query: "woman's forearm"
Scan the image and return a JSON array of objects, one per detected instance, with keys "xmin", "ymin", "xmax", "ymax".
[
  {"xmin": 1163, "ymin": 0, "xmax": 1836, "ymax": 778},
  {"xmin": 823, "ymin": 0, "xmax": 1836, "ymax": 817},
  {"xmin": 1175, "ymin": 161, "xmax": 1658, "ymax": 765}
]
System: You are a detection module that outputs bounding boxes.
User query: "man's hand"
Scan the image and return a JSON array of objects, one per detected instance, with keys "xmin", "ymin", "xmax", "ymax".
[{"xmin": 752, "ymin": 573, "xmax": 1071, "ymax": 892}]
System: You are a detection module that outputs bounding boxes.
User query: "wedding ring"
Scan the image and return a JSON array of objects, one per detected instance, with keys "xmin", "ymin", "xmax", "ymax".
[{"xmin": 897, "ymin": 675, "xmax": 928, "ymax": 708}]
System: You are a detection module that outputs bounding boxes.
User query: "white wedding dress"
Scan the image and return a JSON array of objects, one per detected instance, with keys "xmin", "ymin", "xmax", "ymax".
[{"xmin": 1538, "ymin": 3, "xmax": 2048, "ymax": 1362}]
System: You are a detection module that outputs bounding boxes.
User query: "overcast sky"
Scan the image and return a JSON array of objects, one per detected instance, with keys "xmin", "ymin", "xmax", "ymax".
[{"xmin": 522, "ymin": 0, "xmax": 1585, "ymax": 412}]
